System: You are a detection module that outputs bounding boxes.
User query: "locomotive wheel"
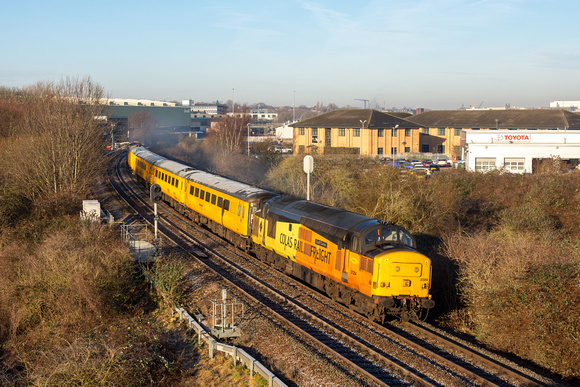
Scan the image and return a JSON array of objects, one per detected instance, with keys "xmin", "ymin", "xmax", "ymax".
[{"xmin": 367, "ymin": 306, "xmax": 382, "ymax": 323}]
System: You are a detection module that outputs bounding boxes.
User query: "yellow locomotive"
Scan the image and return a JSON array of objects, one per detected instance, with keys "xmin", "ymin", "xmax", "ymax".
[{"xmin": 128, "ymin": 146, "xmax": 434, "ymax": 322}]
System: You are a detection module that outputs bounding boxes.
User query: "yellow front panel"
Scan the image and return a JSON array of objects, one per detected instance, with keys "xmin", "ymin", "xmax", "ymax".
[{"xmin": 373, "ymin": 251, "xmax": 431, "ymax": 298}]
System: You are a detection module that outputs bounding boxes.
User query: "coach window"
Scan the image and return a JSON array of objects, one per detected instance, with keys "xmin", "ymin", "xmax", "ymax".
[
  {"xmin": 217, "ymin": 197, "xmax": 223, "ymax": 207},
  {"xmin": 223, "ymin": 199, "xmax": 230, "ymax": 211},
  {"xmin": 189, "ymin": 186, "xmax": 194, "ymax": 195},
  {"xmin": 195, "ymin": 187, "xmax": 200, "ymax": 197},
  {"xmin": 205, "ymin": 191, "xmax": 211, "ymax": 202},
  {"xmin": 200, "ymin": 189, "xmax": 205, "ymax": 199},
  {"xmin": 211, "ymin": 194, "xmax": 216, "ymax": 205}
]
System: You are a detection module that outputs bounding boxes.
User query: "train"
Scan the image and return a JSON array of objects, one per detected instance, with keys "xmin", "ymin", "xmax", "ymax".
[{"xmin": 127, "ymin": 146, "xmax": 434, "ymax": 322}]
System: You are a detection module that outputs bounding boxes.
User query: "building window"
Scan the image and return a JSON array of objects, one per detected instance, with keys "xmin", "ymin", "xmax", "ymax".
[
  {"xmin": 422, "ymin": 128, "xmax": 429, "ymax": 134},
  {"xmin": 438, "ymin": 128, "xmax": 445, "ymax": 136},
  {"xmin": 405, "ymin": 129, "xmax": 411, "ymax": 137},
  {"xmin": 299, "ymin": 128, "xmax": 305, "ymax": 136},
  {"xmin": 391, "ymin": 147, "xmax": 397, "ymax": 155},
  {"xmin": 353, "ymin": 147, "xmax": 360, "ymax": 154},
  {"xmin": 353, "ymin": 128, "xmax": 360, "ymax": 137},
  {"xmin": 339, "ymin": 128, "xmax": 345, "ymax": 136},
  {"xmin": 378, "ymin": 128, "xmax": 384, "ymax": 137},
  {"xmin": 439, "ymin": 145, "xmax": 445, "ymax": 153},
  {"xmin": 377, "ymin": 147, "xmax": 383, "ymax": 155},
  {"xmin": 299, "ymin": 145, "xmax": 305, "ymax": 153},
  {"xmin": 405, "ymin": 147, "xmax": 410, "ymax": 153},
  {"xmin": 421, "ymin": 144, "xmax": 429, "ymax": 153},
  {"xmin": 475, "ymin": 158, "xmax": 496, "ymax": 172},
  {"xmin": 392, "ymin": 128, "xmax": 397, "ymax": 136},
  {"xmin": 504, "ymin": 158, "xmax": 524, "ymax": 172},
  {"xmin": 311, "ymin": 128, "xmax": 318, "ymax": 143},
  {"xmin": 454, "ymin": 128, "xmax": 461, "ymax": 136}
]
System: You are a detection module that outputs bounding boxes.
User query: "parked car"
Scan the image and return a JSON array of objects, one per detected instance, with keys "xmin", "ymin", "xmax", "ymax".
[
  {"xmin": 410, "ymin": 166, "xmax": 431, "ymax": 177},
  {"xmin": 422, "ymin": 159, "xmax": 433, "ymax": 167},
  {"xmin": 269, "ymin": 145, "xmax": 292, "ymax": 154},
  {"xmin": 436, "ymin": 157, "xmax": 450, "ymax": 166},
  {"xmin": 427, "ymin": 164, "xmax": 440, "ymax": 172}
]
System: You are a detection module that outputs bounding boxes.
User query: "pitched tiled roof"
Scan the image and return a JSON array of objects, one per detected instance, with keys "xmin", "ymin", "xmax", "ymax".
[
  {"xmin": 406, "ymin": 109, "xmax": 580, "ymax": 130},
  {"xmin": 290, "ymin": 109, "xmax": 413, "ymax": 128}
]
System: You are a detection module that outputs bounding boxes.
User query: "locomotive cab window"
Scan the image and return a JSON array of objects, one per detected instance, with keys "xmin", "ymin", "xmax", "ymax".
[{"xmin": 364, "ymin": 229, "xmax": 380, "ymax": 246}]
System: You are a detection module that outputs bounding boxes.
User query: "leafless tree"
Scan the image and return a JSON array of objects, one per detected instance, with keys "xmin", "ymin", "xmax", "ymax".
[
  {"xmin": 4, "ymin": 76, "xmax": 108, "ymax": 200},
  {"xmin": 206, "ymin": 104, "xmax": 251, "ymax": 154}
]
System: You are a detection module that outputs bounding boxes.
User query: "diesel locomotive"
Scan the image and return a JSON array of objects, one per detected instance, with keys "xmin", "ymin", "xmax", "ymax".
[{"xmin": 128, "ymin": 146, "xmax": 434, "ymax": 322}]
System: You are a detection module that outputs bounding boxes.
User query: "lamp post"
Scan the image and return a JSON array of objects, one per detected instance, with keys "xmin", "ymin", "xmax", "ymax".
[
  {"xmin": 293, "ymin": 90, "xmax": 296, "ymax": 122},
  {"xmin": 392, "ymin": 124, "xmax": 399, "ymax": 162},
  {"xmin": 247, "ymin": 123, "xmax": 251, "ymax": 156},
  {"xmin": 360, "ymin": 120, "xmax": 366, "ymax": 154}
]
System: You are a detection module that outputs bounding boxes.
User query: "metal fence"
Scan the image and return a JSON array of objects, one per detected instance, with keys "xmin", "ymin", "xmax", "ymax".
[{"xmin": 175, "ymin": 307, "xmax": 287, "ymax": 387}]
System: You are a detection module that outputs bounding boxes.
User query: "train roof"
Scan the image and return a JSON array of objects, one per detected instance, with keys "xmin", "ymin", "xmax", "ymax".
[
  {"xmin": 186, "ymin": 170, "xmax": 274, "ymax": 201},
  {"xmin": 130, "ymin": 146, "xmax": 274, "ymax": 201},
  {"xmin": 268, "ymin": 196, "xmax": 380, "ymax": 234}
]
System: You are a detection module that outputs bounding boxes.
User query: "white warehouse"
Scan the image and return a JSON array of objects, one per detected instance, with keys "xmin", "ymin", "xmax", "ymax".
[{"xmin": 465, "ymin": 130, "xmax": 580, "ymax": 173}]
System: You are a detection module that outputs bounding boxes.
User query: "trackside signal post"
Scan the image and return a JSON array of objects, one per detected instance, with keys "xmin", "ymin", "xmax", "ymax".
[{"xmin": 150, "ymin": 184, "xmax": 162, "ymax": 240}]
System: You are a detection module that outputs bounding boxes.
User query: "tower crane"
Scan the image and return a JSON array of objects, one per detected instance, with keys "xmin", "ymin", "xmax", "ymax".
[{"xmin": 354, "ymin": 98, "xmax": 369, "ymax": 109}]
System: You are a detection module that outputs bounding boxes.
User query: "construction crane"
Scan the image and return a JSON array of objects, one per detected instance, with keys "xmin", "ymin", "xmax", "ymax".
[{"xmin": 355, "ymin": 98, "xmax": 369, "ymax": 109}]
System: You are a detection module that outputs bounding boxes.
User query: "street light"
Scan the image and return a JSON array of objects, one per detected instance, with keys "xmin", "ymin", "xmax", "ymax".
[
  {"xmin": 293, "ymin": 90, "xmax": 296, "ymax": 122},
  {"xmin": 360, "ymin": 120, "xmax": 366, "ymax": 155},
  {"xmin": 392, "ymin": 124, "xmax": 399, "ymax": 162},
  {"xmin": 360, "ymin": 119, "xmax": 367, "ymax": 130},
  {"xmin": 247, "ymin": 123, "xmax": 251, "ymax": 156}
]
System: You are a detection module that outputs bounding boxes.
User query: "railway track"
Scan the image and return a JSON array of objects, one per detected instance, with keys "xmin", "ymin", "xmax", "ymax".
[{"xmin": 107, "ymin": 151, "xmax": 560, "ymax": 387}]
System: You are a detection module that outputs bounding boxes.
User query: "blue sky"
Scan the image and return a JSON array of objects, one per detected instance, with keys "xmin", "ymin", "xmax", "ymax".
[{"xmin": 1, "ymin": 0, "xmax": 579, "ymax": 109}]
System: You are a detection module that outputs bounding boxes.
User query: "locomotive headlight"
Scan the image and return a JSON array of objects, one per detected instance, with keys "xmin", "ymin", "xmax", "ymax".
[
  {"xmin": 414, "ymin": 267, "xmax": 419, "ymax": 273},
  {"xmin": 404, "ymin": 280, "xmax": 411, "ymax": 287},
  {"xmin": 395, "ymin": 266, "xmax": 400, "ymax": 272}
]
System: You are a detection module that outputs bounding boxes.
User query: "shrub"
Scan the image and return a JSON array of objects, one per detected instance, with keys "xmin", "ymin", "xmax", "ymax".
[
  {"xmin": 443, "ymin": 233, "xmax": 580, "ymax": 378},
  {"xmin": 151, "ymin": 257, "xmax": 186, "ymax": 307}
]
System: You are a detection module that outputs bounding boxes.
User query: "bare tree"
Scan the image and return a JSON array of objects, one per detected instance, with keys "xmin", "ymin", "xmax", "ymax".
[
  {"xmin": 206, "ymin": 104, "xmax": 251, "ymax": 154},
  {"xmin": 5, "ymin": 76, "xmax": 107, "ymax": 200}
]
